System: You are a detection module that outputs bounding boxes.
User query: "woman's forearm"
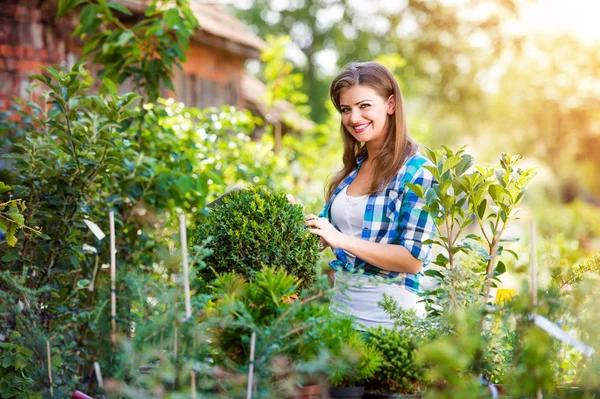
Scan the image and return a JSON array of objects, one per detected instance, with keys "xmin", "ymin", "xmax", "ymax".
[{"xmin": 339, "ymin": 235, "xmax": 423, "ymax": 274}]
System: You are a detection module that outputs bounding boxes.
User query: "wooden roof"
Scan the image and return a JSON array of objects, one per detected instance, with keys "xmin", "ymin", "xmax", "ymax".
[{"xmin": 114, "ymin": 0, "xmax": 265, "ymax": 58}]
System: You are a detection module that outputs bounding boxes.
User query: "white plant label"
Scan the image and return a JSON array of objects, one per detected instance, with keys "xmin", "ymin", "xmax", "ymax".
[
  {"xmin": 84, "ymin": 219, "xmax": 106, "ymax": 241},
  {"xmin": 532, "ymin": 314, "xmax": 595, "ymax": 357}
]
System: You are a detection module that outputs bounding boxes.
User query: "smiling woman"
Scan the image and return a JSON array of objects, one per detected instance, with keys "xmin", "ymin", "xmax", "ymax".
[{"xmin": 304, "ymin": 61, "xmax": 436, "ymax": 330}]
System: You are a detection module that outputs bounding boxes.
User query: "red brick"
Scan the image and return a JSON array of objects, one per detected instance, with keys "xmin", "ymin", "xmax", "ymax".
[
  {"xmin": 39, "ymin": 49, "xmax": 48, "ymax": 61},
  {"xmin": 0, "ymin": 44, "xmax": 13, "ymax": 57},
  {"xmin": 18, "ymin": 21, "xmax": 33, "ymax": 44},
  {"xmin": 0, "ymin": 18, "xmax": 15, "ymax": 44},
  {"xmin": 15, "ymin": 6, "xmax": 28, "ymax": 19},
  {"xmin": 25, "ymin": 48, "xmax": 37, "ymax": 59},
  {"xmin": 16, "ymin": 59, "xmax": 43, "ymax": 73},
  {"xmin": 0, "ymin": 5, "xmax": 16, "ymax": 18},
  {"xmin": 0, "ymin": 72, "xmax": 14, "ymax": 91},
  {"xmin": 5, "ymin": 58, "xmax": 17, "ymax": 71}
]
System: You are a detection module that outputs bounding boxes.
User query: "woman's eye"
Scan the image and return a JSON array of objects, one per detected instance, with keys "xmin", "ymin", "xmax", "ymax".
[
  {"xmin": 341, "ymin": 108, "xmax": 350, "ymax": 113},
  {"xmin": 360, "ymin": 103, "xmax": 370, "ymax": 109}
]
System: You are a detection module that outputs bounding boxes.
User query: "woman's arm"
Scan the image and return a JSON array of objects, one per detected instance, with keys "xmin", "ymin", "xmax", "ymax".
[
  {"xmin": 305, "ymin": 161, "xmax": 436, "ymax": 275},
  {"xmin": 340, "ymin": 234, "xmax": 423, "ymax": 274},
  {"xmin": 305, "ymin": 215, "xmax": 422, "ymax": 274}
]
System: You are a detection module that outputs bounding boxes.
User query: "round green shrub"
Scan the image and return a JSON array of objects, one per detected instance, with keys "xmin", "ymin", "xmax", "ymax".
[
  {"xmin": 364, "ymin": 326, "xmax": 424, "ymax": 394},
  {"xmin": 193, "ymin": 186, "xmax": 321, "ymax": 291}
]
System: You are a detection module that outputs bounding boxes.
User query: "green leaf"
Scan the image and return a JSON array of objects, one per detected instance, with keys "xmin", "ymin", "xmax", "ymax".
[
  {"xmin": 477, "ymin": 199, "xmax": 487, "ymax": 219},
  {"xmin": 0, "ymin": 182, "xmax": 11, "ymax": 193},
  {"xmin": 108, "ymin": 2, "xmax": 133, "ymax": 15},
  {"xmin": 17, "ymin": 346, "xmax": 33, "ymax": 357},
  {"xmin": 464, "ymin": 233, "xmax": 481, "ymax": 241},
  {"xmin": 5, "ymin": 208, "xmax": 24, "ymax": 225},
  {"xmin": 424, "ymin": 269, "xmax": 444, "ymax": 279},
  {"xmin": 79, "ymin": 5, "xmax": 100, "ymax": 31},
  {"xmin": 116, "ymin": 31, "xmax": 134, "ymax": 46},
  {"xmin": 13, "ymin": 354, "xmax": 27, "ymax": 370},
  {"xmin": 504, "ymin": 248, "xmax": 519, "ymax": 260},
  {"xmin": 1, "ymin": 252, "xmax": 19, "ymax": 262},
  {"xmin": 405, "ymin": 183, "xmax": 424, "ymax": 199},
  {"xmin": 454, "ymin": 154, "xmax": 473, "ymax": 176},
  {"xmin": 76, "ymin": 279, "xmax": 90, "ymax": 289},
  {"xmin": 494, "ymin": 261, "xmax": 506, "ymax": 277},
  {"xmin": 57, "ymin": 0, "xmax": 82, "ymax": 18},
  {"xmin": 164, "ymin": 8, "xmax": 181, "ymax": 29},
  {"xmin": 69, "ymin": 254, "xmax": 80, "ymax": 268},
  {"xmin": 442, "ymin": 155, "xmax": 462, "ymax": 175},
  {"xmin": 102, "ymin": 77, "xmax": 118, "ymax": 97}
]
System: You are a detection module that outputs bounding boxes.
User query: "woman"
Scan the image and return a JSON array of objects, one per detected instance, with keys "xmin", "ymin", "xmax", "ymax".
[{"xmin": 305, "ymin": 61, "xmax": 436, "ymax": 329}]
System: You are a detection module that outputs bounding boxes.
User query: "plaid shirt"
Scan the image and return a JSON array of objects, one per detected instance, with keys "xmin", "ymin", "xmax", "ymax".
[{"xmin": 319, "ymin": 152, "xmax": 436, "ymax": 293}]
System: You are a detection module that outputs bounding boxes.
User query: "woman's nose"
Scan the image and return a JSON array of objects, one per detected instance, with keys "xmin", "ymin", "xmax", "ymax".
[{"xmin": 350, "ymin": 109, "xmax": 361, "ymax": 124}]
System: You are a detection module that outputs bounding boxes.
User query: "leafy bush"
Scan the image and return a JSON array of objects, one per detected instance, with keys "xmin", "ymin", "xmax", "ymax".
[
  {"xmin": 193, "ymin": 186, "xmax": 321, "ymax": 291},
  {"xmin": 323, "ymin": 316, "xmax": 383, "ymax": 388},
  {"xmin": 201, "ymin": 267, "xmax": 345, "ymax": 397},
  {"xmin": 364, "ymin": 326, "xmax": 424, "ymax": 394},
  {"xmin": 412, "ymin": 147, "xmax": 536, "ymax": 316}
]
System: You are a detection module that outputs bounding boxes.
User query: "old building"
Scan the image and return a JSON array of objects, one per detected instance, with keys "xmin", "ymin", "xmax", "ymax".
[{"xmin": 0, "ymin": 0, "xmax": 312, "ymax": 141}]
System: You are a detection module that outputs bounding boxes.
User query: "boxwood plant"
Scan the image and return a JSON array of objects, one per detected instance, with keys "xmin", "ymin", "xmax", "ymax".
[{"xmin": 193, "ymin": 186, "xmax": 321, "ymax": 291}]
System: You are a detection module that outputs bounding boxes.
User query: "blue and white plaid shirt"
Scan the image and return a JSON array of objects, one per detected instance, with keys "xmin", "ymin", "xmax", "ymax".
[{"xmin": 319, "ymin": 151, "xmax": 436, "ymax": 293}]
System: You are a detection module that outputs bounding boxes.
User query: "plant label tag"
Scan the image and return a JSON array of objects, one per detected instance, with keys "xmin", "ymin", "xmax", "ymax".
[
  {"xmin": 532, "ymin": 314, "xmax": 595, "ymax": 357},
  {"xmin": 84, "ymin": 219, "xmax": 106, "ymax": 241}
]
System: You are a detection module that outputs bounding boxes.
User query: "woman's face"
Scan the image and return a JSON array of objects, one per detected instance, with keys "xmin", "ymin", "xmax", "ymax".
[{"xmin": 339, "ymin": 84, "xmax": 395, "ymax": 147}]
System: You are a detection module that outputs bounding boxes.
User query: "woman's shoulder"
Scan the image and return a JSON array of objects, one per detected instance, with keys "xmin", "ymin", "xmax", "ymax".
[{"xmin": 399, "ymin": 152, "xmax": 434, "ymax": 182}]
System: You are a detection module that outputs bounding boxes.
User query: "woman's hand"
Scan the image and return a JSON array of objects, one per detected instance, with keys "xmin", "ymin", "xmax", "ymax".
[
  {"xmin": 286, "ymin": 195, "xmax": 336, "ymax": 251},
  {"xmin": 305, "ymin": 214, "xmax": 346, "ymax": 250}
]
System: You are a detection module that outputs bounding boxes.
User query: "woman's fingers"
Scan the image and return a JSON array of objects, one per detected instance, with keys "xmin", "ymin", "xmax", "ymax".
[{"xmin": 286, "ymin": 194, "xmax": 296, "ymax": 204}]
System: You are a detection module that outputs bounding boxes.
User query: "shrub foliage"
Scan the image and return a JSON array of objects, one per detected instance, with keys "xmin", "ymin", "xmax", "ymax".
[{"xmin": 194, "ymin": 187, "xmax": 321, "ymax": 291}]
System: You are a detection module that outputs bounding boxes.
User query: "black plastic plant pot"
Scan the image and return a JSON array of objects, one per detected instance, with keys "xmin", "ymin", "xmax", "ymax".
[
  {"xmin": 363, "ymin": 392, "xmax": 422, "ymax": 399},
  {"xmin": 329, "ymin": 386, "xmax": 365, "ymax": 399}
]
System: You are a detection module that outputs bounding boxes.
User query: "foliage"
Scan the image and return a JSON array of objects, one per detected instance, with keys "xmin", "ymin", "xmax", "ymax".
[
  {"xmin": 0, "ymin": 62, "xmax": 147, "ymax": 395},
  {"xmin": 364, "ymin": 325, "xmax": 424, "ymax": 394},
  {"xmin": 132, "ymin": 99, "xmax": 291, "ymax": 226},
  {"xmin": 232, "ymin": 0, "xmax": 518, "ymax": 123},
  {"xmin": 415, "ymin": 308, "xmax": 489, "ymax": 399},
  {"xmin": 325, "ymin": 316, "xmax": 383, "ymax": 388},
  {"xmin": 201, "ymin": 267, "xmax": 364, "ymax": 397},
  {"xmin": 193, "ymin": 187, "xmax": 321, "ymax": 291},
  {"xmin": 58, "ymin": 0, "xmax": 198, "ymax": 103},
  {"xmin": 552, "ymin": 253, "xmax": 600, "ymax": 291},
  {"xmin": 491, "ymin": 34, "xmax": 600, "ymax": 198},
  {"xmin": 0, "ymin": 54, "xmax": 292, "ymax": 399},
  {"xmin": 409, "ymin": 146, "xmax": 536, "ymax": 316},
  {"xmin": 0, "ymin": 332, "xmax": 36, "ymax": 398},
  {"xmin": 261, "ymin": 35, "xmax": 310, "ymax": 117},
  {"xmin": 0, "ymin": 182, "xmax": 29, "ymax": 247}
]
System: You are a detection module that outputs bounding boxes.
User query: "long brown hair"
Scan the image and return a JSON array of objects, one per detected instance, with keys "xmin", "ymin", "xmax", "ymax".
[{"xmin": 326, "ymin": 61, "xmax": 416, "ymax": 202}]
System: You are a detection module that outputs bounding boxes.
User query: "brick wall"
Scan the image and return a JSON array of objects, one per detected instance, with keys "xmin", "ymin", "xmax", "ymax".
[
  {"xmin": 0, "ymin": 1, "xmax": 248, "ymax": 110},
  {"xmin": 0, "ymin": 1, "xmax": 79, "ymax": 107}
]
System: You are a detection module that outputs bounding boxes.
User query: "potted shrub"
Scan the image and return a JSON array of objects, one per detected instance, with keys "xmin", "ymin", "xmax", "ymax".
[
  {"xmin": 363, "ymin": 326, "xmax": 425, "ymax": 398},
  {"xmin": 193, "ymin": 186, "xmax": 321, "ymax": 291},
  {"xmin": 202, "ymin": 267, "xmax": 341, "ymax": 397},
  {"xmin": 324, "ymin": 317, "xmax": 383, "ymax": 399}
]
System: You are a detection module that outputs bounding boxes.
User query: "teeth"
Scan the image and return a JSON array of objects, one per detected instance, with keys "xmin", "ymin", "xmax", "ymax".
[{"xmin": 354, "ymin": 123, "xmax": 369, "ymax": 130}]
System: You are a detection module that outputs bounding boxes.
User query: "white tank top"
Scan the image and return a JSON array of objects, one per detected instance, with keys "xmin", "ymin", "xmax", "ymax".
[
  {"xmin": 330, "ymin": 186, "xmax": 368, "ymax": 266},
  {"xmin": 329, "ymin": 185, "xmax": 424, "ymax": 329}
]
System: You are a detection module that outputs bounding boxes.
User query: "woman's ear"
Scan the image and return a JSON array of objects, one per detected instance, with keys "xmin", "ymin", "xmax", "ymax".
[{"xmin": 387, "ymin": 94, "xmax": 396, "ymax": 115}]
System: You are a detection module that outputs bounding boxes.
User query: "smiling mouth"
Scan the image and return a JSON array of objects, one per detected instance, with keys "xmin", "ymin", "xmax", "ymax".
[{"xmin": 353, "ymin": 123, "xmax": 371, "ymax": 134}]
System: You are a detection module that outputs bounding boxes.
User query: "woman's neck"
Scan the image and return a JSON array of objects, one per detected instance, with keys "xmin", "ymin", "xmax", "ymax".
[{"xmin": 365, "ymin": 141, "xmax": 383, "ymax": 160}]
